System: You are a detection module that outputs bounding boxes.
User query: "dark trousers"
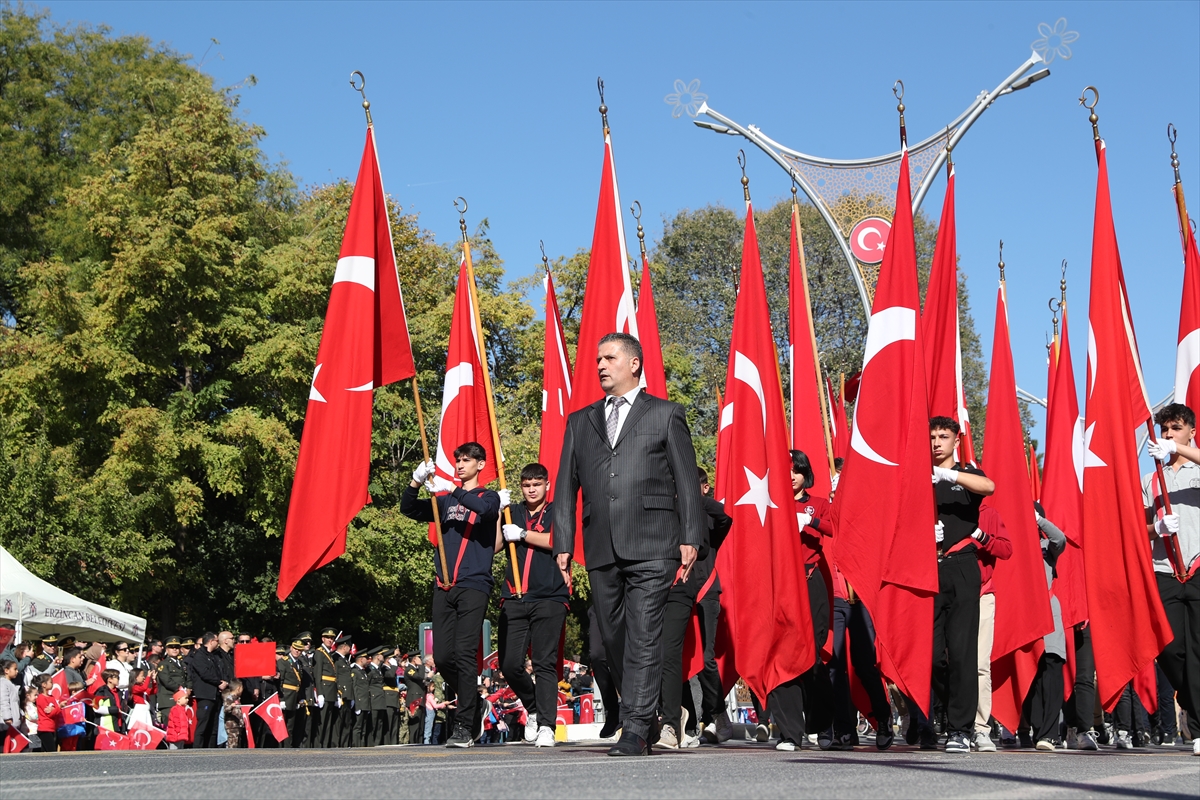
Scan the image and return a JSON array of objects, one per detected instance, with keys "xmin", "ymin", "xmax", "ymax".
[
  {"xmin": 37, "ymin": 731, "xmax": 56, "ymax": 752},
  {"xmin": 352, "ymin": 709, "xmax": 370, "ymax": 747},
  {"xmin": 407, "ymin": 705, "xmax": 424, "ymax": 745},
  {"xmin": 1152, "ymin": 662, "xmax": 1178, "ymax": 738},
  {"xmin": 932, "ymin": 552, "xmax": 980, "ymax": 734},
  {"xmin": 1064, "ymin": 624, "xmax": 1096, "ymax": 731},
  {"xmin": 283, "ymin": 708, "xmax": 304, "ymax": 747},
  {"xmin": 373, "ymin": 707, "xmax": 394, "ymax": 745},
  {"xmin": 1113, "ymin": 683, "xmax": 1151, "ymax": 733},
  {"xmin": 1024, "ymin": 653, "xmax": 1064, "ymax": 743},
  {"xmin": 696, "ymin": 589, "xmax": 724, "ymax": 723},
  {"xmin": 1156, "ymin": 571, "xmax": 1200, "ymax": 721},
  {"xmin": 499, "ymin": 599, "xmax": 568, "ymax": 729},
  {"xmin": 659, "ymin": 589, "xmax": 695, "ymax": 734},
  {"xmin": 588, "ymin": 605, "xmax": 621, "ymax": 725},
  {"xmin": 589, "ymin": 557, "xmax": 676, "ymax": 739},
  {"xmin": 768, "ymin": 679, "xmax": 807, "ymax": 744},
  {"xmin": 194, "ymin": 698, "xmax": 218, "ymax": 748},
  {"xmin": 338, "ymin": 702, "xmax": 354, "ymax": 747},
  {"xmin": 389, "ymin": 704, "xmax": 401, "ymax": 744},
  {"xmin": 313, "ymin": 705, "xmax": 333, "ymax": 748},
  {"xmin": 831, "ymin": 598, "xmax": 892, "ymax": 736},
  {"xmin": 432, "ymin": 585, "xmax": 489, "ymax": 738}
]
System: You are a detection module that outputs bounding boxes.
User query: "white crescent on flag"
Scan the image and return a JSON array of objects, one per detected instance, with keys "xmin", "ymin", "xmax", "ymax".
[{"xmin": 851, "ymin": 306, "xmax": 916, "ymax": 465}]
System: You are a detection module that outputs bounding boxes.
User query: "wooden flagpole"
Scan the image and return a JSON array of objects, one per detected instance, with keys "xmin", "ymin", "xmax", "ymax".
[{"xmin": 794, "ymin": 188, "xmax": 837, "ymax": 479}]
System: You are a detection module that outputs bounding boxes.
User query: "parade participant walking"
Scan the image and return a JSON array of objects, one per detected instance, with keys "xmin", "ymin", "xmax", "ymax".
[
  {"xmin": 1024, "ymin": 504, "xmax": 1068, "ymax": 751},
  {"xmin": 1143, "ymin": 403, "xmax": 1200, "ymax": 756},
  {"xmin": 694, "ymin": 468, "xmax": 734, "ymax": 745},
  {"xmin": 929, "ymin": 416, "xmax": 995, "ymax": 754},
  {"xmin": 971, "ymin": 504, "xmax": 1012, "ymax": 752},
  {"xmin": 554, "ymin": 332, "xmax": 705, "ymax": 756},
  {"xmin": 402, "ymin": 442, "xmax": 504, "ymax": 748},
  {"xmin": 499, "ymin": 463, "xmax": 570, "ymax": 748}
]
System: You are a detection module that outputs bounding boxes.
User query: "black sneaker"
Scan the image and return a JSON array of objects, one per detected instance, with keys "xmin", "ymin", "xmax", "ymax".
[
  {"xmin": 876, "ymin": 726, "xmax": 895, "ymax": 751},
  {"xmin": 945, "ymin": 732, "xmax": 971, "ymax": 754},
  {"xmin": 830, "ymin": 733, "xmax": 857, "ymax": 751},
  {"xmin": 446, "ymin": 726, "xmax": 474, "ymax": 748},
  {"xmin": 919, "ymin": 728, "xmax": 939, "ymax": 750}
]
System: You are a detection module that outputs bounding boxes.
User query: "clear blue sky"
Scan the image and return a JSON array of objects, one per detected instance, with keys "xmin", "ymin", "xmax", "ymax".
[{"xmin": 44, "ymin": 1, "xmax": 1200, "ymax": 450}]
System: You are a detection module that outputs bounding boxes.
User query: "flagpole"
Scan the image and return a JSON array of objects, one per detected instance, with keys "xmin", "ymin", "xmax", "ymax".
[
  {"xmin": 1082, "ymin": 89, "xmax": 1186, "ymax": 580},
  {"xmin": 456, "ymin": 200, "xmax": 523, "ymax": 597},
  {"xmin": 794, "ymin": 185, "xmax": 837, "ymax": 479}
]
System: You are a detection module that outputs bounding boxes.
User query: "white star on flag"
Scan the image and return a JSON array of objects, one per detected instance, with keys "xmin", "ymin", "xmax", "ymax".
[
  {"xmin": 736, "ymin": 466, "xmax": 778, "ymax": 526},
  {"xmin": 1082, "ymin": 421, "xmax": 1107, "ymax": 468}
]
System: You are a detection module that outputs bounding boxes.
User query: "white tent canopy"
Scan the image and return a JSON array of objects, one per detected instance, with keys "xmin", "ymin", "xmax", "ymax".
[{"xmin": 0, "ymin": 546, "xmax": 146, "ymax": 644}]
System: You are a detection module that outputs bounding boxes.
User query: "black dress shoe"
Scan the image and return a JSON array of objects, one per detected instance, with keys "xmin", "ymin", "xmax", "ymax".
[
  {"xmin": 607, "ymin": 731, "xmax": 650, "ymax": 756},
  {"xmin": 876, "ymin": 726, "xmax": 895, "ymax": 751},
  {"xmin": 600, "ymin": 717, "xmax": 622, "ymax": 739}
]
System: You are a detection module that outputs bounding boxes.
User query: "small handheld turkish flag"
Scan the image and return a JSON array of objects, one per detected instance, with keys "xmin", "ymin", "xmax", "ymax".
[
  {"xmin": 60, "ymin": 702, "xmax": 85, "ymax": 725},
  {"xmin": 127, "ymin": 721, "xmax": 165, "ymax": 751},
  {"xmin": 87, "ymin": 652, "xmax": 107, "ymax": 690},
  {"xmin": 253, "ymin": 692, "xmax": 289, "ymax": 743},
  {"xmin": 49, "ymin": 670, "xmax": 68, "ymax": 701},
  {"xmin": 3, "ymin": 728, "xmax": 31, "ymax": 754},
  {"xmin": 95, "ymin": 728, "xmax": 130, "ymax": 751}
]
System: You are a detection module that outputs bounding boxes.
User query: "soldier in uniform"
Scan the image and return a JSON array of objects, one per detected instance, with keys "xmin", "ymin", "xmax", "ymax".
[
  {"xmin": 313, "ymin": 627, "xmax": 341, "ymax": 748},
  {"xmin": 155, "ymin": 637, "xmax": 191, "ymax": 726},
  {"xmin": 335, "ymin": 636, "xmax": 354, "ymax": 747},
  {"xmin": 381, "ymin": 647, "xmax": 401, "ymax": 745},
  {"xmin": 24, "ymin": 634, "xmax": 59, "ymax": 688},
  {"xmin": 403, "ymin": 650, "xmax": 425, "ymax": 745},
  {"xmin": 351, "ymin": 649, "xmax": 372, "ymax": 747},
  {"xmin": 368, "ymin": 646, "xmax": 387, "ymax": 745},
  {"xmin": 279, "ymin": 635, "xmax": 313, "ymax": 747}
]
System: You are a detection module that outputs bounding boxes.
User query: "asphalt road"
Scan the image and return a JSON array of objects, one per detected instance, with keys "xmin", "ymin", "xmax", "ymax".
[{"xmin": 1, "ymin": 741, "xmax": 1196, "ymax": 799}]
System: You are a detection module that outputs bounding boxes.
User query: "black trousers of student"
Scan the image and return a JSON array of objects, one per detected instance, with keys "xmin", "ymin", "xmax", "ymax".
[
  {"xmin": 373, "ymin": 707, "xmax": 394, "ymax": 745},
  {"xmin": 1112, "ymin": 683, "xmax": 1151, "ymax": 733},
  {"xmin": 802, "ymin": 568, "xmax": 835, "ymax": 734},
  {"xmin": 1063, "ymin": 624, "xmax": 1096, "ymax": 732},
  {"xmin": 432, "ymin": 585, "xmax": 490, "ymax": 737},
  {"xmin": 352, "ymin": 709, "xmax": 370, "ymax": 747},
  {"xmin": 659, "ymin": 587, "xmax": 696, "ymax": 735},
  {"xmin": 682, "ymin": 586, "xmax": 724, "ymax": 730},
  {"xmin": 588, "ymin": 605, "xmax": 621, "ymax": 725},
  {"xmin": 194, "ymin": 698, "xmax": 218, "ymax": 748},
  {"xmin": 1023, "ymin": 653, "xmax": 1064, "ymax": 743},
  {"xmin": 1152, "ymin": 662, "xmax": 1178, "ymax": 738},
  {"xmin": 499, "ymin": 598, "xmax": 568, "ymax": 729},
  {"xmin": 831, "ymin": 597, "xmax": 893, "ymax": 736},
  {"xmin": 1156, "ymin": 571, "xmax": 1200, "ymax": 721},
  {"xmin": 769, "ymin": 679, "xmax": 807, "ymax": 744},
  {"xmin": 931, "ymin": 551, "xmax": 980, "ymax": 734}
]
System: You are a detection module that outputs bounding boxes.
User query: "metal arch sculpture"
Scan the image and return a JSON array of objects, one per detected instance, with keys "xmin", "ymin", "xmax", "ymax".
[{"xmin": 693, "ymin": 48, "xmax": 1051, "ymax": 315}]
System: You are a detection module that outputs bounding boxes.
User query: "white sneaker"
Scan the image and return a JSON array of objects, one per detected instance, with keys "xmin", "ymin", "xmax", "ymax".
[
  {"xmin": 775, "ymin": 739, "xmax": 796, "ymax": 751},
  {"xmin": 681, "ymin": 731, "xmax": 700, "ymax": 748},
  {"xmin": 1192, "ymin": 738, "xmax": 1199, "ymax": 756},
  {"xmin": 702, "ymin": 711, "xmax": 734, "ymax": 744},
  {"xmin": 973, "ymin": 731, "xmax": 997, "ymax": 752},
  {"xmin": 754, "ymin": 723, "xmax": 770, "ymax": 742},
  {"xmin": 524, "ymin": 712, "xmax": 538, "ymax": 743},
  {"xmin": 1115, "ymin": 730, "xmax": 1134, "ymax": 750},
  {"xmin": 1077, "ymin": 730, "xmax": 1098, "ymax": 751},
  {"xmin": 1035, "ymin": 739, "xmax": 1056, "ymax": 752},
  {"xmin": 534, "ymin": 726, "xmax": 555, "ymax": 748},
  {"xmin": 658, "ymin": 724, "xmax": 680, "ymax": 749}
]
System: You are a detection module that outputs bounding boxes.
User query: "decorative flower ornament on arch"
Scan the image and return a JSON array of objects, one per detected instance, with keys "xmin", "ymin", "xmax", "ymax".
[{"xmin": 690, "ymin": 21, "xmax": 1075, "ymax": 316}]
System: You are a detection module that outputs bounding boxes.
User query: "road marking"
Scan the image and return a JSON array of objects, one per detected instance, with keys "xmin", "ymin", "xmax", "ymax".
[{"xmin": 964, "ymin": 765, "xmax": 1199, "ymax": 799}]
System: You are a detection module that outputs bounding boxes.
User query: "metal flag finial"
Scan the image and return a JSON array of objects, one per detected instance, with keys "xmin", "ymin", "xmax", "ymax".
[
  {"xmin": 894, "ymin": 80, "xmax": 907, "ymax": 148},
  {"xmin": 1079, "ymin": 86, "xmax": 1100, "ymax": 141},
  {"xmin": 1169, "ymin": 123, "xmax": 1181, "ymax": 186},
  {"xmin": 998, "ymin": 239, "xmax": 1005, "ymax": 281},
  {"xmin": 1048, "ymin": 296, "xmax": 1061, "ymax": 336},
  {"xmin": 598, "ymin": 77, "xmax": 609, "ymax": 136},
  {"xmin": 738, "ymin": 149, "xmax": 750, "ymax": 202},
  {"xmin": 1060, "ymin": 259, "xmax": 1068, "ymax": 303},
  {"xmin": 540, "ymin": 240, "xmax": 549, "ymax": 272},
  {"xmin": 944, "ymin": 125, "xmax": 954, "ymax": 174},
  {"xmin": 631, "ymin": 201, "xmax": 648, "ymax": 259},
  {"xmin": 791, "ymin": 178, "xmax": 799, "ymax": 209},
  {"xmin": 454, "ymin": 197, "xmax": 469, "ymax": 243},
  {"xmin": 350, "ymin": 70, "xmax": 372, "ymax": 126}
]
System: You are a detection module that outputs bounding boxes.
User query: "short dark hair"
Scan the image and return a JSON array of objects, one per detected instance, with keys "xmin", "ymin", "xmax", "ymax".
[
  {"xmin": 201, "ymin": 632, "xmax": 218, "ymax": 645},
  {"xmin": 929, "ymin": 416, "xmax": 960, "ymax": 436},
  {"xmin": 1155, "ymin": 403, "xmax": 1196, "ymax": 429},
  {"xmin": 697, "ymin": 466, "xmax": 709, "ymax": 483},
  {"xmin": 101, "ymin": 668, "xmax": 118, "ymax": 682},
  {"xmin": 453, "ymin": 442, "xmax": 487, "ymax": 462},
  {"xmin": 62, "ymin": 647, "xmax": 82, "ymax": 663},
  {"xmin": 833, "ymin": 457, "xmax": 844, "ymax": 472},
  {"xmin": 598, "ymin": 332, "xmax": 643, "ymax": 371},
  {"xmin": 790, "ymin": 450, "xmax": 814, "ymax": 490},
  {"xmin": 0, "ymin": 658, "xmax": 14, "ymax": 672},
  {"xmin": 520, "ymin": 463, "xmax": 549, "ymax": 482}
]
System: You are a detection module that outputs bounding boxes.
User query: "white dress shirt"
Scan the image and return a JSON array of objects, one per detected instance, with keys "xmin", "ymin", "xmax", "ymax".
[{"xmin": 605, "ymin": 386, "xmax": 642, "ymax": 445}]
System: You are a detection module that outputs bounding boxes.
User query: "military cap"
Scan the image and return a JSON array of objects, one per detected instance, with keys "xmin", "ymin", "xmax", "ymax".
[
  {"xmin": 319, "ymin": 627, "xmax": 338, "ymax": 638},
  {"xmin": 164, "ymin": 636, "xmax": 182, "ymax": 647},
  {"xmin": 290, "ymin": 635, "xmax": 307, "ymax": 649},
  {"xmin": 335, "ymin": 634, "xmax": 352, "ymax": 646},
  {"xmin": 59, "ymin": 636, "xmax": 77, "ymax": 649},
  {"xmin": 180, "ymin": 637, "xmax": 195, "ymax": 648},
  {"xmin": 354, "ymin": 649, "xmax": 370, "ymax": 661},
  {"xmin": 296, "ymin": 630, "xmax": 312, "ymax": 641},
  {"xmin": 275, "ymin": 643, "xmax": 288, "ymax": 655},
  {"xmin": 41, "ymin": 634, "xmax": 60, "ymax": 646},
  {"xmin": 404, "ymin": 649, "xmax": 421, "ymax": 659}
]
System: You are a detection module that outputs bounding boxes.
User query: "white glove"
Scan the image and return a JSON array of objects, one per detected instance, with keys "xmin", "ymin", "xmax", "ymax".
[
  {"xmin": 279, "ymin": 700, "xmax": 286, "ymax": 710},
  {"xmin": 935, "ymin": 521, "xmax": 945, "ymax": 543},
  {"xmin": 1155, "ymin": 513, "xmax": 1181, "ymax": 536},
  {"xmin": 428, "ymin": 475, "xmax": 456, "ymax": 494},
  {"xmin": 412, "ymin": 459, "xmax": 436, "ymax": 484},
  {"xmin": 796, "ymin": 512, "xmax": 813, "ymax": 529},
  {"xmin": 932, "ymin": 467, "xmax": 959, "ymax": 484},
  {"xmin": 336, "ymin": 697, "xmax": 343, "ymax": 708},
  {"xmin": 498, "ymin": 489, "xmax": 512, "ymax": 508},
  {"xmin": 355, "ymin": 709, "xmax": 361, "ymax": 716},
  {"xmin": 830, "ymin": 474, "xmax": 840, "ymax": 492},
  {"xmin": 502, "ymin": 524, "xmax": 524, "ymax": 543},
  {"xmin": 1148, "ymin": 439, "xmax": 1177, "ymax": 462},
  {"xmin": 316, "ymin": 694, "xmax": 325, "ymax": 709}
]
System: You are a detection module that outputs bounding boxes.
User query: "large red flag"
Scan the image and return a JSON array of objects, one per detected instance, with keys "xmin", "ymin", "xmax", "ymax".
[
  {"xmin": 829, "ymin": 377, "xmax": 849, "ymax": 462},
  {"xmin": 714, "ymin": 387, "xmax": 733, "ymax": 504},
  {"xmin": 636, "ymin": 252, "xmax": 668, "ymax": 399},
  {"xmin": 1174, "ymin": 181, "xmax": 1200, "ymax": 411},
  {"xmin": 277, "ymin": 127, "xmax": 416, "ymax": 600},
  {"xmin": 788, "ymin": 201, "xmax": 833, "ymax": 498},
  {"xmin": 714, "ymin": 200, "xmax": 814, "ymax": 701},
  {"xmin": 830, "ymin": 149, "xmax": 937, "ymax": 714},
  {"xmin": 982, "ymin": 282, "xmax": 1055, "ymax": 730},
  {"xmin": 1043, "ymin": 308, "xmax": 1088, "ymax": 629},
  {"xmin": 921, "ymin": 166, "xmax": 975, "ymax": 465},
  {"xmin": 1083, "ymin": 141, "xmax": 1173, "ymax": 710},
  {"xmin": 1029, "ymin": 444, "xmax": 1041, "ymax": 502},
  {"xmin": 253, "ymin": 692, "xmax": 290, "ymax": 743},
  {"xmin": 566, "ymin": 132, "xmax": 636, "ymax": 565},
  {"xmin": 433, "ymin": 256, "xmax": 498, "ymax": 489},
  {"xmin": 539, "ymin": 269, "xmax": 573, "ymax": 501}
]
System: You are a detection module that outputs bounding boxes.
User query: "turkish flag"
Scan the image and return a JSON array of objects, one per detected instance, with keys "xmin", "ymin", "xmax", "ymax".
[
  {"xmin": 96, "ymin": 728, "xmax": 130, "ymax": 751},
  {"xmin": 1174, "ymin": 182, "xmax": 1200, "ymax": 411},
  {"xmin": 1029, "ymin": 443, "xmax": 1041, "ymax": 502},
  {"xmin": 3, "ymin": 728, "xmax": 31, "ymax": 754},
  {"xmin": 277, "ymin": 127, "xmax": 416, "ymax": 601},
  {"xmin": 235, "ymin": 641, "xmax": 278, "ymax": 679},
  {"xmin": 636, "ymin": 251, "xmax": 667, "ymax": 399},
  {"xmin": 127, "ymin": 721, "xmax": 165, "ymax": 751},
  {"xmin": 87, "ymin": 652, "xmax": 107, "ymax": 690},
  {"xmin": 1082, "ymin": 141, "xmax": 1172, "ymax": 710},
  {"xmin": 714, "ymin": 386, "xmax": 733, "ymax": 504},
  {"xmin": 788, "ymin": 201, "xmax": 832, "ymax": 498},
  {"xmin": 254, "ymin": 692, "xmax": 290, "ymax": 743},
  {"xmin": 828, "ymin": 377, "xmax": 849, "ymax": 462},
  {"xmin": 49, "ymin": 670, "xmax": 68, "ymax": 701},
  {"xmin": 539, "ymin": 269, "xmax": 573, "ymax": 501},
  {"xmin": 982, "ymin": 282, "xmax": 1055, "ymax": 731},
  {"xmin": 829, "ymin": 148, "xmax": 937, "ymax": 715},
  {"xmin": 712, "ymin": 200, "xmax": 814, "ymax": 702},
  {"xmin": 921, "ymin": 167, "xmax": 975, "ymax": 465},
  {"xmin": 60, "ymin": 702, "xmax": 85, "ymax": 725},
  {"xmin": 1042, "ymin": 307, "xmax": 1087, "ymax": 628}
]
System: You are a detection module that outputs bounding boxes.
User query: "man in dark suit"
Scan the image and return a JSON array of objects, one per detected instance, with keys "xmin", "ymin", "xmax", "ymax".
[{"xmin": 554, "ymin": 332, "xmax": 705, "ymax": 756}]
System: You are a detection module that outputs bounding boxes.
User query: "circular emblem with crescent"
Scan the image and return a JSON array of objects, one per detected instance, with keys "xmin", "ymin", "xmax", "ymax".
[{"xmin": 850, "ymin": 217, "xmax": 892, "ymax": 265}]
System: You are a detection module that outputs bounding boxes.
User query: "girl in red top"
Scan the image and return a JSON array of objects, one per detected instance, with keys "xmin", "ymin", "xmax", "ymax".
[{"xmin": 34, "ymin": 674, "xmax": 61, "ymax": 752}]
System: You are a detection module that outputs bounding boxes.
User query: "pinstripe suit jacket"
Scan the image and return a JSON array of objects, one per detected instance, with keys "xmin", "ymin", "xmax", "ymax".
[{"xmin": 552, "ymin": 391, "xmax": 705, "ymax": 569}]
